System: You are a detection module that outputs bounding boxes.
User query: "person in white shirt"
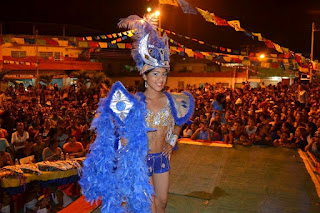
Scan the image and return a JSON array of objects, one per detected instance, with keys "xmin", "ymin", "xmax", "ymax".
[{"xmin": 11, "ymin": 122, "xmax": 29, "ymax": 159}]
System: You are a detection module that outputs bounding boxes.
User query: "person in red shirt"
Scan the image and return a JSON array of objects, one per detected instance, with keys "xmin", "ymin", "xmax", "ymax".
[{"xmin": 62, "ymin": 135, "xmax": 84, "ymax": 158}]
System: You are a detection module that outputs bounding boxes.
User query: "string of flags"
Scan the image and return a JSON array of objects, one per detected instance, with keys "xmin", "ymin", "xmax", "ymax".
[
  {"xmin": 161, "ymin": 28, "xmax": 244, "ymax": 55},
  {"xmin": 0, "ymin": 30, "xmax": 135, "ymax": 49},
  {"xmin": 160, "ymin": 0, "xmax": 312, "ymax": 65}
]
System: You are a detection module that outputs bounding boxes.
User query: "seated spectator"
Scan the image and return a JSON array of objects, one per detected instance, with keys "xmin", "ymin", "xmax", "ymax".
[
  {"xmin": 306, "ymin": 122, "xmax": 317, "ymax": 145},
  {"xmin": 281, "ymin": 121, "xmax": 295, "ymax": 141},
  {"xmin": 0, "ymin": 138, "xmax": 13, "ymax": 156},
  {"xmin": 220, "ymin": 124, "xmax": 229, "ymax": 142},
  {"xmin": 305, "ymin": 131, "xmax": 320, "ymax": 161},
  {"xmin": 273, "ymin": 131, "xmax": 295, "ymax": 147},
  {"xmin": 0, "ymin": 149, "xmax": 13, "ymax": 168},
  {"xmin": 24, "ymin": 181, "xmax": 42, "ymax": 213},
  {"xmin": 23, "ymin": 138, "xmax": 35, "ymax": 158},
  {"xmin": 39, "ymin": 118, "xmax": 53, "ymax": 143},
  {"xmin": 0, "ymin": 119, "xmax": 8, "ymax": 139},
  {"xmin": 11, "ymin": 122, "xmax": 29, "ymax": 159},
  {"xmin": 0, "ymin": 189, "xmax": 12, "ymax": 213},
  {"xmin": 245, "ymin": 117, "xmax": 257, "ymax": 141},
  {"xmin": 182, "ymin": 124, "xmax": 194, "ymax": 138},
  {"xmin": 63, "ymin": 136, "xmax": 85, "ymax": 158},
  {"xmin": 253, "ymin": 124, "xmax": 273, "ymax": 146},
  {"xmin": 48, "ymin": 183, "xmax": 73, "ymax": 211},
  {"xmin": 295, "ymin": 127, "xmax": 308, "ymax": 150},
  {"xmin": 56, "ymin": 127, "xmax": 68, "ymax": 149},
  {"xmin": 229, "ymin": 120, "xmax": 246, "ymax": 144},
  {"xmin": 32, "ymin": 135, "xmax": 46, "ymax": 162},
  {"xmin": 28, "ymin": 117, "xmax": 41, "ymax": 140},
  {"xmin": 269, "ymin": 113, "xmax": 282, "ymax": 141},
  {"xmin": 34, "ymin": 195, "xmax": 51, "ymax": 213},
  {"xmin": 42, "ymin": 138, "xmax": 62, "ymax": 161},
  {"xmin": 238, "ymin": 133, "xmax": 251, "ymax": 146},
  {"xmin": 210, "ymin": 121, "xmax": 222, "ymax": 141},
  {"xmin": 191, "ymin": 120, "xmax": 213, "ymax": 142}
]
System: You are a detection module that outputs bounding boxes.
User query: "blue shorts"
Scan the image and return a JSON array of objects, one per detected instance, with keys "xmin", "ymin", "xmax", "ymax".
[{"xmin": 147, "ymin": 152, "xmax": 170, "ymax": 177}]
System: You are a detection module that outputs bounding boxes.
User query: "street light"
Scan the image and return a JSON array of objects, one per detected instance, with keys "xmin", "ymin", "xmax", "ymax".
[
  {"xmin": 259, "ymin": 54, "xmax": 265, "ymax": 59},
  {"xmin": 155, "ymin": 10, "xmax": 160, "ymax": 17},
  {"xmin": 147, "ymin": 7, "xmax": 152, "ymax": 13}
]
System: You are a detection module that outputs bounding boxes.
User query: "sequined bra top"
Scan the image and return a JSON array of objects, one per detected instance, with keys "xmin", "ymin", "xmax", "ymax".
[{"xmin": 145, "ymin": 101, "xmax": 174, "ymax": 128}]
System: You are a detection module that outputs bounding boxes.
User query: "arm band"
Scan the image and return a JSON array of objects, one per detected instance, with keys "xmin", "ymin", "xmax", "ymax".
[{"xmin": 168, "ymin": 134, "xmax": 178, "ymax": 147}]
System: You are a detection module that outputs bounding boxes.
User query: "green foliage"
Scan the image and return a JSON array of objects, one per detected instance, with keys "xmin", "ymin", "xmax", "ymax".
[
  {"xmin": 71, "ymin": 70, "xmax": 90, "ymax": 85},
  {"xmin": 39, "ymin": 74, "xmax": 54, "ymax": 86},
  {"xmin": 89, "ymin": 72, "xmax": 110, "ymax": 88}
]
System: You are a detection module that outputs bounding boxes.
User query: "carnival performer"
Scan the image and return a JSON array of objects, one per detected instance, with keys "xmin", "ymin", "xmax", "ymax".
[{"xmin": 80, "ymin": 14, "xmax": 194, "ymax": 213}]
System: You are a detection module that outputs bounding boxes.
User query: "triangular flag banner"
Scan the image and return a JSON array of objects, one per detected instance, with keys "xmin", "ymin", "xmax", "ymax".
[
  {"xmin": 252, "ymin": 33, "xmax": 264, "ymax": 41},
  {"xmin": 12, "ymin": 38, "xmax": 24, "ymax": 44},
  {"xmin": 196, "ymin": 8, "xmax": 217, "ymax": 24},
  {"xmin": 264, "ymin": 40, "xmax": 275, "ymax": 49},
  {"xmin": 227, "ymin": 20, "xmax": 244, "ymax": 31},
  {"xmin": 159, "ymin": 0, "xmax": 179, "ymax": 6},
  {"xmin": 99, "ymin": 42, "xmax": 108, "ymax": 48},
  {"xmin": 117, "ymin": 43, "xmax": 126, "ymax": 49},
  {"xmin": 125, "ymin": 43, "xmax": 132, "ymax": 49},
  {"xmin": 214, "ymin": 16, "xmax": 229, "ymax": 26},
  {"xmin": 177, "ymin": 0, "xmax": 197, "ymax": 14},
  {"xmin": 273, "ymin": 43, "xmax": 283, "ymax": 53},
  {"xmin": 3, "ymin": 37, "xmax": 12, "ymax": 43},
  {"xmin": 185, "ymin": 48, "xmax": 194, "ymax": 57},
  {"xmin": 79, "ymin": 41, "xmax": 89, "ymax": 48},
  {"xmin": 36, "ymin": 39, "xmax": 47, "ymax": 45}
]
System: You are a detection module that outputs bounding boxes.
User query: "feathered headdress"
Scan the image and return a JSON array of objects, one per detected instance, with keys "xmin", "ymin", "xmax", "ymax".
[{"xmin": 118, "ymin": 15, "xmax": 170, "ymax": 75}]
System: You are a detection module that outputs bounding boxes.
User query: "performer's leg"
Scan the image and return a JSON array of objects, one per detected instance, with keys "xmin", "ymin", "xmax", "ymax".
[
  {"xmin": 151, "ymin": 171, "xmax": 169, "ymax": 213},
  {"xmin": 150, "ymin": 177, "xmax": 157, "ymax": 213}
]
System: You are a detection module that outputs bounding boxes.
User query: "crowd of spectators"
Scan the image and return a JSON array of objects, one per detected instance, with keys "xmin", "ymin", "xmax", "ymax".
[
  {"xmin": 0, "ymin": 82, "xmax": 101, "ymax": 213},
  {"xmin": 182, "ymin": 81, "xmax": 320, "ymax": 161},
  {"xmin": 1, "ymin": 79, "xmax": 320, "ymax": 212}
]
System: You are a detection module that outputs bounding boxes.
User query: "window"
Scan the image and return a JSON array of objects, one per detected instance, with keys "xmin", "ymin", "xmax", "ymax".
[
  {"xmin": 39, "ymin": 52, "xmax": 53, "ymax": 59},
  {"xmin": 54, "ymin": 52, "xmax": 62, "ymax": 60},
  {"xmin": 11, "ymin": 51, "xmax": 26, "ymax": 58}
]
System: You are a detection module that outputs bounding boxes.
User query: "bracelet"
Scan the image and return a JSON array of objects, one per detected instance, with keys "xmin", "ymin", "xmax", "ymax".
[{"xmin": 168, "ymin": 134, "xmax": 178, "ymax": 147}]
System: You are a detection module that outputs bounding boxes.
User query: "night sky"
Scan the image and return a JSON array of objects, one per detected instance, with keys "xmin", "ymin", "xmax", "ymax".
[{"xmin": 1, "ymin": 0, "xmax": 320, "ymax": 59}]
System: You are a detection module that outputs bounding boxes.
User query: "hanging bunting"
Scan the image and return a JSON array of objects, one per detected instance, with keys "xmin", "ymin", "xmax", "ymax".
[
  {"xmin": 12, "ymin": 38, "xmax": 24, "ymax": 44},
  {"xmin": 159, "ymin": 0, "xmax": 179, "ymax": 6},
  {"xmin": 176, "ymin": 0, "xmax": 197, "ymax": 15},
  {"xmin": 196, "ymin": 8, "xmax": 217, "ymax": 24},
  {"xmin": 227, "ymin": 20, "xmax": 245, "ymax": 31}
]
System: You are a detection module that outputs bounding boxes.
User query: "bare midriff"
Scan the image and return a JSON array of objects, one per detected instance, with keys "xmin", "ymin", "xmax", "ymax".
[{"xmin": 145, "ymin": 103, "xmax": 174, "ymax": 153}]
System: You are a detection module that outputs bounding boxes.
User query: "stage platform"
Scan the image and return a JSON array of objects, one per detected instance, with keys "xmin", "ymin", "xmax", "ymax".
[{"xmin": 62, "ymin": 144, "xmax": 320, "ymax": 213}]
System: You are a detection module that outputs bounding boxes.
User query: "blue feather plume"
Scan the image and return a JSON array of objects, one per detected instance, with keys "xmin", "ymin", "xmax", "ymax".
[{"xmin": 80, "ymin": 82, "xmax": 153, "ymax": 213}]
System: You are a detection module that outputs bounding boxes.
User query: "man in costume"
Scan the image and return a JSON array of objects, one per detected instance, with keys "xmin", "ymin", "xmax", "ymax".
[{"xmin": 80, "ymin": 14, "xmax": 194, "ymax": 213}]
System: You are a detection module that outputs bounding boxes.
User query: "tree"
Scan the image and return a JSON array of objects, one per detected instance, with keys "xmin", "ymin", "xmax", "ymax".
[
  {"xmin": 71, "ymin": 70, "xmax": 90, "ymax": 85},
  {"xmin": 0, "ymin": 71, "xmax": 11, "ymax": 91},
  {"xmin": 71, "ymin": 70, "xmax": 91, "ymax": 90},
  {"xmin": 39, "ymin": 74, "xmax": 54, "ymax": 86},
  {"xmin": 89, "ymin": 72, "xmax": 110, "ymax": 89}
]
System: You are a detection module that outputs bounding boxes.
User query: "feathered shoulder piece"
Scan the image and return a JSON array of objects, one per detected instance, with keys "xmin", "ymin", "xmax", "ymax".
[
  {"xmin": 118, "ymin": 15, "xmax": 170, "ymax": 75},
  {"xmin": 136, "ymin": 91, "xmax": 195, "ymax": 126}
]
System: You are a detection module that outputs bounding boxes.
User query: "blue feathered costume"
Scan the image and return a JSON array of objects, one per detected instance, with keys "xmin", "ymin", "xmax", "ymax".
[{"xmin": 79, "ymin": 82, "xmax": 153, "ymax": 213}]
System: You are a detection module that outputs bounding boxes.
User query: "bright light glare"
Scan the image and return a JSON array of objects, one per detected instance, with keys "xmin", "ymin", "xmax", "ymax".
[
  {"xmin": 147, "ymin": 7, "xmax": 152, "ymax": 13},
  {"xmin": 155, "ymin": 11, "xmax": 160, "ymax": 16},
  {"xmin": 259, "ymin": 54, "xmax": 265, "ymax": 59}
]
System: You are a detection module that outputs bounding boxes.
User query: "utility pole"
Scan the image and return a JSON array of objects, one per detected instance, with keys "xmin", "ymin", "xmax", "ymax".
[
  {"xmin": 35, "ymin": 29, "xmax": 40, "ymax": 86},
  {"xmin": 158, "ymin": 0, "xmax": 161, "ymax": 37},
  {"xmin": 310, "ymin": 22, "xmax": 315, "ymax": 83}
]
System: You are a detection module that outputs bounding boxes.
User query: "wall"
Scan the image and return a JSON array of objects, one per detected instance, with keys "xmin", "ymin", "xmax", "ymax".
[
  {"xmin": 111, "ymin": 76, "xmax": 248, "ymax": 89},
  {"xmin": 1, "ymin": 43, "xmax": 81, "ymax": 58}
]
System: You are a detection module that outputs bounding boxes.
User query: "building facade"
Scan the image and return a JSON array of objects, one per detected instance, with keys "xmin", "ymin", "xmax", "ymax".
[{"xmin": 0, "ymin": 34, "xmax": 102, "ymax": 88}]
